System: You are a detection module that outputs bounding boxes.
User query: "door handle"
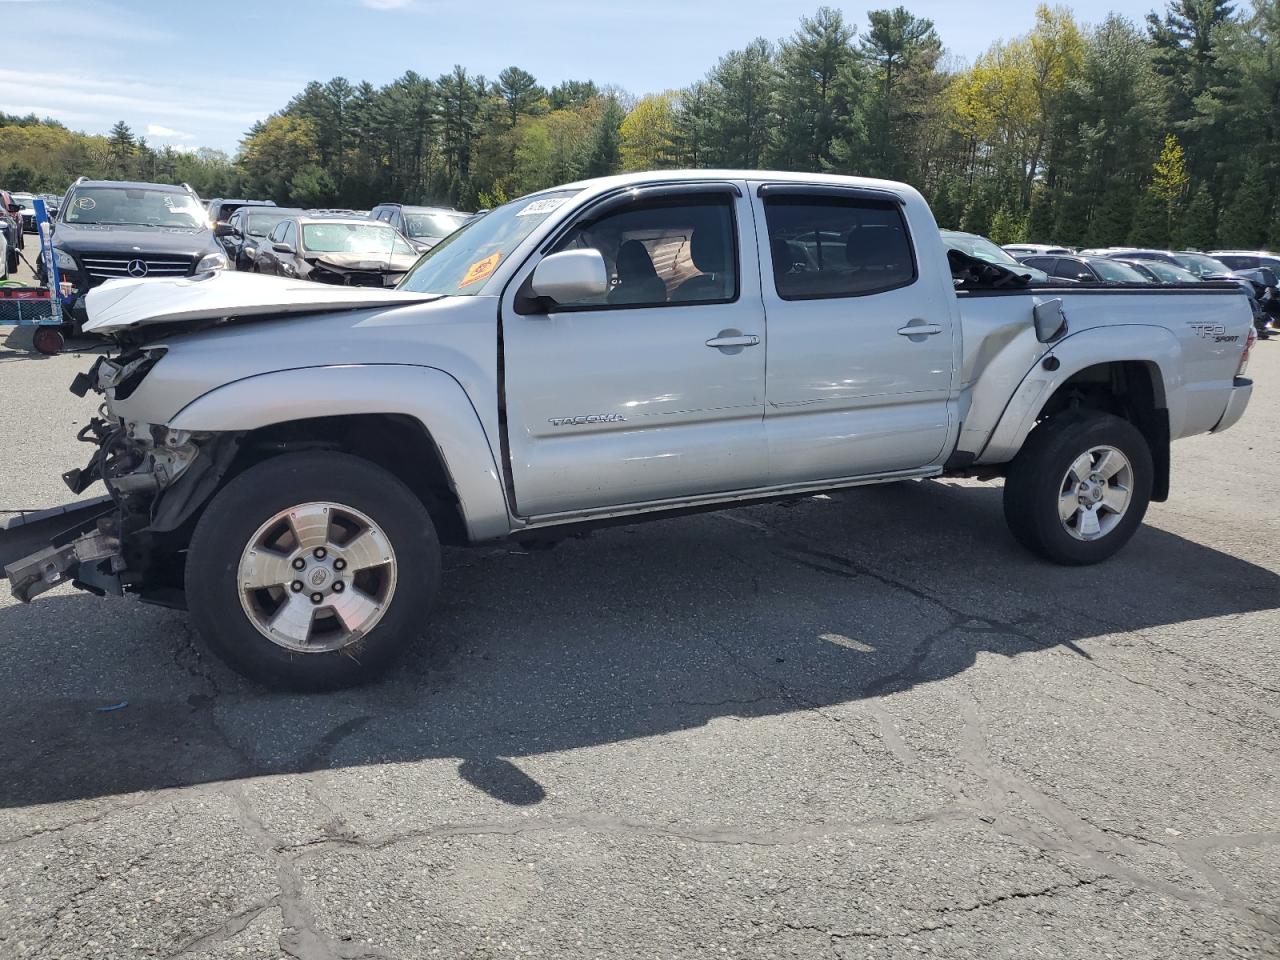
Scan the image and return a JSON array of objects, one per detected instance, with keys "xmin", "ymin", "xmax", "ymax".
[
  {"xmin": 705, "ymin": 334, "xmax": 760, "ymax": 349},
  {"xmin": 897, "ymin": 320, "xmax": 944, "ymax": 339}
]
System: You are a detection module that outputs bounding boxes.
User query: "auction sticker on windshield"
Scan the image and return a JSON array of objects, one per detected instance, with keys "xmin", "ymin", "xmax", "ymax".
[
  {"xmin": 460, "ymin": 252, "xmax": 502, "ymax": 287},
  {"xmin": 516, "ymin": 197, "xmax": 569, "ymax": 217}
]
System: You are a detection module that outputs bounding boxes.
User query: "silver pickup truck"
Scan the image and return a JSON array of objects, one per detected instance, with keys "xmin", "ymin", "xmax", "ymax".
[{"xmin": 2, "ymin": 171, "xmax": 1256, "ymax": 690}]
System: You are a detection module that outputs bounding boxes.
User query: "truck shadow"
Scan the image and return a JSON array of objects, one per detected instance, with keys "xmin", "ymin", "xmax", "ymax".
[{"xmin": 1, "ymin": 480, "xmax": 1277, "ymax": 809}]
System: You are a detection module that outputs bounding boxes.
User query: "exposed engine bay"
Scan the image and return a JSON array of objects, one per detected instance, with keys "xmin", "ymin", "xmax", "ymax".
[{"xmin": 4, "ymin": 350, "xmax": 242, "ymax": 605}]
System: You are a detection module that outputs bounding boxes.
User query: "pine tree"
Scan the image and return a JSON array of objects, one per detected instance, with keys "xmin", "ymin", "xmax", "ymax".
[
  {"xmin": 768, "ymin": 7, "xmax": 861, "ymax": 171},
  {"xmin": 580, "ymin": 96, "xmax": 625, "ymax": 178},
  {"xmin": 495, "ymin": 67, "xmax": 545, "ymax": 129},
  {"xmin": 960, "ymin": 189, "xmax": 995, "ymax": 236},
  {"xmin": 929, "ymin": 177, "xmax": 962, "ymax": 229},
  {"xmin": 548, "ymin": 80, "xmax": 597, "ymax": 111},
  {"xmin": 860, "ymin": 7, "xmax": 942, "ymax": 180},
  {"xmin": 107, "ymin": 120, "xmax": 135, "ymax": 178},
  {"xmin": 1027, "ymin": 186, "xmax": 1056, "ymax": 242},
  {"xmin": 672, "ymin": 82, "xmax": 713, "ymax": 167},
  {"xmin": 703, "ymin": 38, "xmax": 777, "ymax": 167},
  {"xmin": 1217, "ymin": 163, "xmax": 1271, "ymax": 248},
  {"xmin": 1129, "ymin": 185, "xmax": 1171, "ymax": 248},
  {"xmin": 1267, "ymin": 214, "xmax": 1280, "ymax": 252},
  {"xmin": 1180, "ymin": 183, "xmax": 1217, "ymax": 250},
  {"xmin": 987, "ymin": 205, "xmax": 1020, "ymax": 244},
  {"xmin": 1052, "ymin": 190, "xmax": 1091, "ymax": 247},
  {"xmin": 1086, "ymin": 181, "xmax": 1136, "ymax": 248},
  {"xmin": 1151, "ymin": 133, "xmax": 1190, "ymax": 217}
]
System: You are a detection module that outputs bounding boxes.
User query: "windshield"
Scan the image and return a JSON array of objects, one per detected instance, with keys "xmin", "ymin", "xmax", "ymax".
[
  {"xmin": 402, "ymin": 211, "xmax": 470, "ymax": 240},
  {"xmin": 301, "ymin": 222, "xmax": 416, "ymax": 257},
  {"xmin": 1141, "ymin": 261, "xmax": 1198, "ymax": 282},
  {"xmin": 399, "ymin": 189, "xmax": 581, "ymax": 296},
  {"xmin": 941, "ymin": 231, "xmax": 1022, "ymax": 267},
  {"xmin": 62, "ymin": 186, "xmax": 205, "ymax": 228},
  {"xmin": 1090, "ymin": 259, "xmax": 1149, "ymax": 282},
  {"xmin": 1173, "ymin": 252, "xmax": 1232, "ymax": 277},
  {"xmin": 247, "ymin": 211, "xmax": 290, "ymax": 237}
]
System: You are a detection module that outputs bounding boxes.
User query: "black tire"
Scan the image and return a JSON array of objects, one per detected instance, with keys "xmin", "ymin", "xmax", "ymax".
[
  {"xmin": 31, "ymin": 327, "xmax": 64, "ymax": 355},
  {"xmin": 1003, "ymin": 410, "xmax": 1153, "ymax": 565},
  {"xmin": 6, "ymin": 248, "xmax": 16, "ymax": 275},
  {"xmin": 185, "ymin": 452, "xmax": 440, "ymax": 690}
]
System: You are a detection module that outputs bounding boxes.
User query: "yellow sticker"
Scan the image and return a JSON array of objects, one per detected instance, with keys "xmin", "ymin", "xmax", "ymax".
[{"xmin": 460, "ymin": 252, "xmax": 502, "ymax": 288}]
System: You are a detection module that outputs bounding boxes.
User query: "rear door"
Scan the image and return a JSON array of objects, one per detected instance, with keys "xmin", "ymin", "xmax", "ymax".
[
  {"xmin": 501, "ymin": 182, "xmax": 768, "ymax": 517},
  {"xmin": 752, "ymin": 183, "xmax": 957, "ymax": 483}
]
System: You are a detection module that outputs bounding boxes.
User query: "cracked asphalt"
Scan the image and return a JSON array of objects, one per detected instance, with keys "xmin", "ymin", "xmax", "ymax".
[{"xmin": 0, "ymin": 325, "xmax": 1278, "ymax": 959}]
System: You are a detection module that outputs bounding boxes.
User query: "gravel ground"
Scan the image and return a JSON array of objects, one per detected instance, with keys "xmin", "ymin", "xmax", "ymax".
[{"xmin": 0, "ymin": 326, "xmax": 1277, "ymax": 959}]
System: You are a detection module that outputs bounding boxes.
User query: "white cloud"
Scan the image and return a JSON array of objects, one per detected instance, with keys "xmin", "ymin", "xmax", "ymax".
[
  {"xmin": 146, "ymin": 123, "xmax": 194, "ymax": 140},
  {"xmin": 360, "ymin": 0, "xmax": 413, "ymax": 8}
]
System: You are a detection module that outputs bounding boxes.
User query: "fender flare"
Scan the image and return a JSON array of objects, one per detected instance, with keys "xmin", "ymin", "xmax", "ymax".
[
  {"xmin": 975, "ymin": 325, "xmax": 1182, "ymax": 465},
  {"xmin": 167, "ymin": 364, "xmax": 512, "ymax": 541}
]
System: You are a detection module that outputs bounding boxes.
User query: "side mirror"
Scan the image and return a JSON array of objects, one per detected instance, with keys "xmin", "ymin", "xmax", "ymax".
[
  {"xmin": 1033, "ymin": 297, "xmax": 1068, "ymax": 343},
  {"xmin": 214, "ymin": 222, "xmax": 238, "ymax": 237},
  {"xmin": 529, "ymin": 249, "xmax": 609, "ymax": 306},
  {"xmin": 6, "ymin": 203, "xmax": 19, "ymax": 214},
  {"xmin": 272, "ymin": 242, "xmax": 295, "ymax": 255},
  {"xmin": 1257, "ymin": 267, "xmax": 1278, "ymax": 288}
]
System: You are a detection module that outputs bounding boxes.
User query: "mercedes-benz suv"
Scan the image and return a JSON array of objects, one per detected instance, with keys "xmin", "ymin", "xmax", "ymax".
[{"xmin": 40, "ymin": 178, "xmax": 230, "ymax": 331}]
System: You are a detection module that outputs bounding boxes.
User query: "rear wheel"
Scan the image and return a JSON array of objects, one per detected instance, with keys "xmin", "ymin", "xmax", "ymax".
[
  {"xmin": 1003, "ymin": 411, "xmax": 1153, "ymax": 565},
  {"xmin": 185, "ymin": 452, "xmax": 440, "ymax": 690}
]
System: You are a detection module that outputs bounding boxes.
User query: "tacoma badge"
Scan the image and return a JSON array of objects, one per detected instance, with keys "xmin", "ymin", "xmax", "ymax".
[{"xmin": 548, "ymin": 414, "xmax": 627, "ymax": 427}]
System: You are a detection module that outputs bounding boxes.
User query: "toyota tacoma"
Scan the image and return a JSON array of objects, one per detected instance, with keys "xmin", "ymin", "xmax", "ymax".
[{"xmin": 1, "ymin": 171, "xmax": 1256, "ymax": 690}]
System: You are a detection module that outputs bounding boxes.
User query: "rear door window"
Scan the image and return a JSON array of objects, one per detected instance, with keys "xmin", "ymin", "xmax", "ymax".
[
  {"xmin": 1052, "ymin": 260, "xmax": 1093, "ymax": 281},
  {"xmin": 762, "ymin": 195, "xmax": 915, "ymax": 299}
]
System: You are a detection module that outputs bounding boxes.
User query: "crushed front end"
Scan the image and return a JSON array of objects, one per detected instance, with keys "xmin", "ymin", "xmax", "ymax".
[{"xmin": 3, "ymin": 349, "xmax": 240, "ymax": 606}]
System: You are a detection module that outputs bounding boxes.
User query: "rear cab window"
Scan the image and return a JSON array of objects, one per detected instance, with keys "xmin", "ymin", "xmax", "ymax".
[{"xmin": 761, "ymin": 192, "xmax": 916, "ymax": 299}]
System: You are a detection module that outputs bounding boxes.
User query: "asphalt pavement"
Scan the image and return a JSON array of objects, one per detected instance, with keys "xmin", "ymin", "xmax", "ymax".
[{"xmin": 0, "ymin": 325, "xmax": 1277, "ymax": 959}]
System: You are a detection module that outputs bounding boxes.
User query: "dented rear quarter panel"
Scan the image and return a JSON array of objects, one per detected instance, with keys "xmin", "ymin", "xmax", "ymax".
[{"xmin": 958, "ymin": 286, "xmax": 1251, "ymax": 465}]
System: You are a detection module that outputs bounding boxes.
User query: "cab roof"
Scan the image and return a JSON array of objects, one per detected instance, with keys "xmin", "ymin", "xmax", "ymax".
[{"xmin": 553, "ymin": 168, "xmax": 920, "ymax": 199}]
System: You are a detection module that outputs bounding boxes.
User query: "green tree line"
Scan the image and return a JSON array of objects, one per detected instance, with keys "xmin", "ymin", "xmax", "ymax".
[{"xmin": 3, "ymin": 0, "xmax": 1279, "ymax": 249}]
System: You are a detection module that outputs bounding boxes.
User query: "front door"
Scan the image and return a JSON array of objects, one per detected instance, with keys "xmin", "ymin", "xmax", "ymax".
[
  {"xmin": 752, "ymin": 184, "xmax": 957, "ymax": 483},
  {"xmin": 501, "ymin": 184, "xmax": 768, "ymax": 518}
]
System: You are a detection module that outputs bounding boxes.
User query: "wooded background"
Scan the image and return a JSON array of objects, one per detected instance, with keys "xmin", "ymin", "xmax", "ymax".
[{"xmin": 2, "ymin": 0, "xmax": 1276, "ymax": 250}]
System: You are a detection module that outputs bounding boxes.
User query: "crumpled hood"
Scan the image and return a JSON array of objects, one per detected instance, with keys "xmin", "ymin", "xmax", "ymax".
[
  {"xmin": 306, "ymin": 251, "xmax": 419, "ymax": 272},
  {"xmin": 83, "ymin": 271, "xmax": 439, "ymax": 334}
]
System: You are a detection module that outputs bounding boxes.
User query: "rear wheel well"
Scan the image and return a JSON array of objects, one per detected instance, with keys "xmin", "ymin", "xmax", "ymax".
[
  {"xmin": 227, "ymin": 415, "xmax": 468, "ymax": 545},
  {"xmin": 1035, "ymin": 361, "xmax": 1170, "ymax": 501}
]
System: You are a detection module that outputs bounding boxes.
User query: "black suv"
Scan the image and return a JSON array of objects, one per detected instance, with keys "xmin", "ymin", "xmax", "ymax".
[
  {"xmin": 41, "ymin": 178, "xmax": 231, "ymax": 330},
  {"xmin": 369, "ymin": 203, "xmax": 471, "ymax": 253}
]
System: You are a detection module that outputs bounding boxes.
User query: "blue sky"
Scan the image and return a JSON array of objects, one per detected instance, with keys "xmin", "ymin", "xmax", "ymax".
[{"xmin": 3, "ymin": 0, "xmax": 1138, "ymax": 154}]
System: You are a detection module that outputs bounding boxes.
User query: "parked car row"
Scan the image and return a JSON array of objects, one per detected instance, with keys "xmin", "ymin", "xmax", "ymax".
[
  {"xmin": 14, "ymin": 174, "xmax": 478, "ymax": 333},
  {"xmin": 983, "ymin": 237, "xmax": 1279, "ymax": 337},
  {"xmin": 938, "ymin": 234, "xmax": 1280, "ymax": 340},
  {"xmin": 211, "ymin": 199, "xmax": 476, "ymax": 282}
]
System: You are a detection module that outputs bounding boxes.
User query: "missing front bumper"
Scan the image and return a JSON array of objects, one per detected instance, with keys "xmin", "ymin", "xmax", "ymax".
[{"xmin": 4, "ymin": 514, "xmax": 123, "ymax": 602}]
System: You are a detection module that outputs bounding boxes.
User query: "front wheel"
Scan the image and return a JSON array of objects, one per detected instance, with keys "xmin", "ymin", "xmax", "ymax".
[
  {"xmin": 185, "ymin": 452, "xmax": 440, "ymax": 690},
  {"xmin": 1003, "ymin": 411, "xmax": 1153, "ymax": 565}
]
